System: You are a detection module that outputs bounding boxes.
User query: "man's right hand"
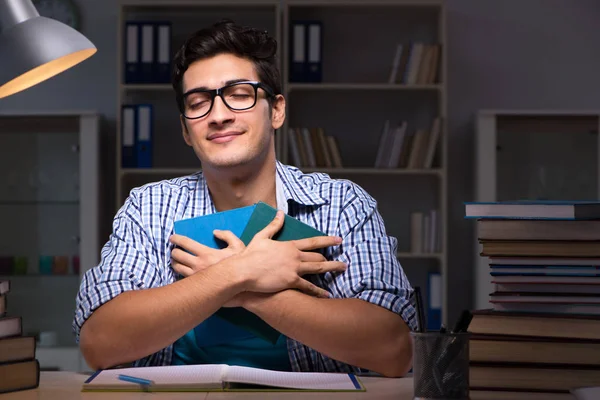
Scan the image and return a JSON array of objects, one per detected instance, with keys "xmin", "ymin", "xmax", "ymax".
[
  {"xmin": 234, "ymin": 210, "xmax": 347, "ymax": 298},
  {"xmin": 170, "ymin": 230, "xmax": 245, "ymax": 277}
]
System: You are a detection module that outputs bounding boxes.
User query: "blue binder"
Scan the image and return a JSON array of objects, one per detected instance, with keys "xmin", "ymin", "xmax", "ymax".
[
  {"xmin": 121, "ymin": 105, "xmax": 137, "ymax": 168},
  {"xmin": 139, "ymin": 23, "xmax": 155, "ymax": 83},
  {"xmin": 306, "ymin": 21, "xmax": 322, "ymax": 82},
  {"xmin": 154, "ymin": 21, "xmax": 172, "ymax": 83},
  {"xmin": 135, "ymin": 104, "xmax": 153, "ymax": 168},
  {"xmin": 289, "ymin": 22, "xmax": 307, "ymax": 82},
  {"xmin": 427, "ymin": 272, "xmax": 442, "ymax": 330},
  {"xmin": 124, "ymin": 22, "xmax": 140, "ymax": 83}
]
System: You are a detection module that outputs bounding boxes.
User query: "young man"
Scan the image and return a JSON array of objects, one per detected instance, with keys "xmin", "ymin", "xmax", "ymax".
[{"xmin": 74, "ymin": 20, "xmax": 416, "ymax": 377}]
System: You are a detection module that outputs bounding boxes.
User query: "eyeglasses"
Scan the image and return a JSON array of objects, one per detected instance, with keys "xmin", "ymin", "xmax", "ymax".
[{"xmin": 181, "ymin": 81, "xmax": 275, "ymax": 120}]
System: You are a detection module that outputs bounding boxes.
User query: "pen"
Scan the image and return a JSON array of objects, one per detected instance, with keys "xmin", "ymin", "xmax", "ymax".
[
  {"xmin": 413, "ymin": 286, "xmax": 427, "ymax": 332},
  {"xmin": 118, "ymin": 374, "xmax": 154, "ymax": 388},
  {"xmin": 451, "ymin": 309, "xmax": 473, "ymax": 333}
]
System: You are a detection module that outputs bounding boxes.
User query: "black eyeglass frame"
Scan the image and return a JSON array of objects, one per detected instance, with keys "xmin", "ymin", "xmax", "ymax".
[{"xmin": 180, "ymin": 81, "xmax": 276, "ymax": 120}]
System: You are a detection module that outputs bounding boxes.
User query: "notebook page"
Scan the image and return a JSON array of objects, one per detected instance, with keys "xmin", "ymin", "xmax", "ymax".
[
  {"xmin": 85, "ymin": 364, "xmax": 226, "ymax": 390},
  {"xmin": 225, "ymin": 365, "xmax": 359, "ymax": 390}
]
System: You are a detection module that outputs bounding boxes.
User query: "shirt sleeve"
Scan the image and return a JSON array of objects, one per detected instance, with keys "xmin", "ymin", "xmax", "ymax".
[
  {"xmin": 72, "ymin": 192, "xmax": 166, "ymax": 344},
  {"xmin": 329, "ymin": 183, "xmax": 417, "ymax": 331}
]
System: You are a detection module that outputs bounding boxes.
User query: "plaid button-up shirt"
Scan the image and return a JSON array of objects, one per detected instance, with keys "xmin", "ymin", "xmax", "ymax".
[{"xmin": 73, "ymin": 161, "xmax": 416, "ymax": 373}]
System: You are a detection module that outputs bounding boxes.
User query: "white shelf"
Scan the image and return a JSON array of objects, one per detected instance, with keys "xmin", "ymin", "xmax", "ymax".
[
  {"xmin": 121, "ymin": 84, "xmax": 171, "ymax": 91},
  {"xmin": 286, "ymin": 0, "xmax": 443, "ymax": 7},
  {"xmin": 300, "ymin": 168, "xmax": 442, "ymax": 176},
  {"xmin": 397, "ymin": 252, "xmax": 443, "ymax": 260},
  {"xmin": 121, "ymin": 168, "xmax": 200, "ymax": 176},
  {"xmin": 288, "ymin": 83, "xmax": 442, "ymax": 91},
  {"xmin": 122, "ymin": 83, "xmax": 443, "ymax": 92},
  {"xmin": 121, "ymin": 0, "xmax": 279, "ymax": 7}
]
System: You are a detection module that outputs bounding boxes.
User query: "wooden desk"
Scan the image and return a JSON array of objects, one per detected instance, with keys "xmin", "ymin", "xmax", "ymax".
[
  {"xmin": 5, "ymin": 372, "xmax": 415, "ymax": 399},
  {"xmin": 8, "ymin": 372, "xmax": 573, "ymax": 399}
]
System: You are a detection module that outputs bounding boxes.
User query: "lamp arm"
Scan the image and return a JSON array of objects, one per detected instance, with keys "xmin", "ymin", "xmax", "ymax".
[{"xmin": 0, "ymin": 0, "xmax": 39, "ymax": 32}]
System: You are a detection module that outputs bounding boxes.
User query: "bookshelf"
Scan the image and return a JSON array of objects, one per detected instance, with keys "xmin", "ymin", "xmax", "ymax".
[
  {"xmin": 116, "ymin": 0, "xmax": 448, "ymax": 325},
  {"xmin": 0, "ymin": 111, "xmax": 100, "ymax": 372}
]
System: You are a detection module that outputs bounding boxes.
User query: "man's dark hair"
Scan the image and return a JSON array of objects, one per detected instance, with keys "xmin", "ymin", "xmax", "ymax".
[{"xmin": 171, "ymin": 20, "xmax": 282, "ymax": 114}]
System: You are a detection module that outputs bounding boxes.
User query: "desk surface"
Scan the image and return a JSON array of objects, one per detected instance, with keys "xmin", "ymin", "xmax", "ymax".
[
  {"xmin": 7, "ymin": 372, "xmax": 414, "ymax": 399},
  {"xmin": 7, "ymin": 372, "xmax": 574, "ymax": 400}
]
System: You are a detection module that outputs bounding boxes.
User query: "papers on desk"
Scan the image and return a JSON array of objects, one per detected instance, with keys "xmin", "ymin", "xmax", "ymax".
[{"xmin": 82, "ymin": 364, "xmax": 365, "ymax": 392}]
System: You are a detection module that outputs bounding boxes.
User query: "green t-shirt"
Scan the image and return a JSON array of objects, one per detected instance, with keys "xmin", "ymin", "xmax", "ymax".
[{"xmin": 172, "ymin": 316, "xmax": 291, "ymax": 371}]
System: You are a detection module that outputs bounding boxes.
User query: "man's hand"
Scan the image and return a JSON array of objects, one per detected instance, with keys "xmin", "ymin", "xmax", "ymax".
[
  {"xmin": 235, "ymin": 210, "xmax": 347, "ymax": 298},
  {"xmin": 169, "ymin": 229, "xmax": 244, "ymax": 277}
]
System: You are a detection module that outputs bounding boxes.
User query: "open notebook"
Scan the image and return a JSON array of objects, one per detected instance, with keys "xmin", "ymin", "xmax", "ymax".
[{"xmin": 82, "ymin": 364, "xmax": 365, "ymax": 392}]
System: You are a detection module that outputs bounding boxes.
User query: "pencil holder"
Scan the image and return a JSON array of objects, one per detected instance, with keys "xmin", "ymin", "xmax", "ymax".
[{"xmin": 411, "ymin": 331, "xmax": 470, "ymax": 400}]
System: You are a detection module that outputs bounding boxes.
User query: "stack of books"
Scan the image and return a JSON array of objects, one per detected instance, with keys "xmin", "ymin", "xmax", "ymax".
[
  {"xmin": 0, "ymin": 279, "xmax": 39, "ymax": 394},
  {"xmin": 465, "ymin": 201, "xmax": 600, "ymax": 397}
]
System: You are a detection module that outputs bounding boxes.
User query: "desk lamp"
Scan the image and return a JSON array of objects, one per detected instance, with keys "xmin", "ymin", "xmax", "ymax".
[{"xmin": 0, "ymin": 0, "xmax": 96, "ymax": 99}]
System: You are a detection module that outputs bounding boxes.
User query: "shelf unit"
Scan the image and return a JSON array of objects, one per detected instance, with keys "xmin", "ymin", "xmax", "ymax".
[
  {"xmin": 116, "ymin": 0, "xmax": 282, "ymax": 203},
  {"xmin": 282, "ymin": 0, "xmax": 448, "ymax": 326},
  {"xmin": 0, "ymin": 111, "xmax": 100, "ymax": 372},
  {"xmin": 116, "ymin": 0, "xmax": 448, "ymax": 325}
]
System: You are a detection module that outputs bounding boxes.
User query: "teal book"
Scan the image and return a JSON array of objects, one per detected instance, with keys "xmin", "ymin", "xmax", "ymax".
[
  {"xmin": 173, "ymin": 205, "xmax": 256, "ymax": 250},
  {"xmin": 173, "ymin": 202, "xmax": 326, "ymax": 344}
]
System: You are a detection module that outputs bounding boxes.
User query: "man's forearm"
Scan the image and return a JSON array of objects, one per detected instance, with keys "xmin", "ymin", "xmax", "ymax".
[
  {"xmin": 80, "ymin": 260, "xmax": 243, "ymax": 370},
  {"xmin": 245, "ymin": 290, "xmax": 413, "ymax": 377}
]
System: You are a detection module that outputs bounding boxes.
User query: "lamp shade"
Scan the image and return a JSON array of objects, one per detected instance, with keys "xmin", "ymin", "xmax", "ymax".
[{"xmin": 0, "ymin": 0, "xmax": 96, "ymax": 99}]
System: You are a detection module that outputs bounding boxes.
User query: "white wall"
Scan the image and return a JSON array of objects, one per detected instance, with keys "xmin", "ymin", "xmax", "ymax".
[{"xmin": 2, "ymin": 0, "xmax": 600, "ymax": 320}]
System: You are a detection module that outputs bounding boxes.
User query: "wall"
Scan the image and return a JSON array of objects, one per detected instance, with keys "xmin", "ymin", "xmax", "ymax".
[{"xmin": 2, "ymin": 0, "xmax": 600, "ymax": 319}]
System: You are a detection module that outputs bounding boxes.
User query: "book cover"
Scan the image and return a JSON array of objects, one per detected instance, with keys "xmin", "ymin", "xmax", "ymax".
[
  {"xmin": 173, "ymin": 202, "xmax": 326, "ymax": 345},
  {"xmin": 173, "ymin": 205, "xmax": 256, "ymax": 250},
  {"xmin": 464, "ymin": 200, "xmax": 600, "ymax": 220},
  {"xmin": 240, "ymin": 201, "xmax": 326, "ymax": 243}
]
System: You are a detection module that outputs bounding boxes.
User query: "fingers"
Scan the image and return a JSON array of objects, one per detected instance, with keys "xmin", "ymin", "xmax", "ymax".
[
  {"xmin": 171, "ymin": 247, "xmax": 197, "ymax": 267},
  {"xmin": 297, "ymin": 261, "xmax": 347, "ymax": 276},
  {"xmin": 213, "ymin": 229, "xmax": 245, "ymax": 249},
  {"xmin": 169, "ymin": 234, "xmax": 210, "ymax": 254},
  {"xmin": 252, "ymin": 210, "xmax": 285, "ymax": 240},
  {"xmin": 293, "ymin": 235, "xmax": 343, "ymax": 251},
  {"xmin": 171, "ymin": 260, "xmax": 194, "ymax": 277},
  {"xmin": 299, "ymin": 251, "xmax": 327, "ymax": 263},
  {"xmin": 295, "ymin": 278, "xmax": 331, "ymax": 298}
]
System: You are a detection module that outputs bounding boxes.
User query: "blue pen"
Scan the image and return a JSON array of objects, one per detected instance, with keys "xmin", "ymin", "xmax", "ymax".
[{"xmin": 118, "ymin": 374, "xmax": 154, "ymax": 388}]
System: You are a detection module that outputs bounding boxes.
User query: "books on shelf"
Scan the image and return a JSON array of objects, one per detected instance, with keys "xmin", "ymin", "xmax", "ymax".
[
  {"xmin": 0, "ymin": 280, "xmax": 39, "ymax": 394},
  {"xmin": 83, "ymin": 364, "xmax": 364, "ymax": 392},
  {"xmin": 289, "ymin": 117, "xmax": 441, "ymax": 171},
  {"xmin": 410, "ymin": 209, "xmax": 440, "ymax": 254},
  {"xmin": 466, "ymin": 200, "xmax": 600, "ymax": 394},
  {"xmin": 388, "ymin": 42, "xmax": 441, "ymax": 85},
  {"xmin": 374, "ymin": 117, "xmax": 441, "ymax": 169},
  {"xmin": 288, "ymin": 127, "xmax": 342, "ymax": 168}
]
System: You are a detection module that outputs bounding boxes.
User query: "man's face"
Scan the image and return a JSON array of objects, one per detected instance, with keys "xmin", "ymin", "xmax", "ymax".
[{"xmin": 180, "ymin": 53, "xmax": 284, "ymax": 170}]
